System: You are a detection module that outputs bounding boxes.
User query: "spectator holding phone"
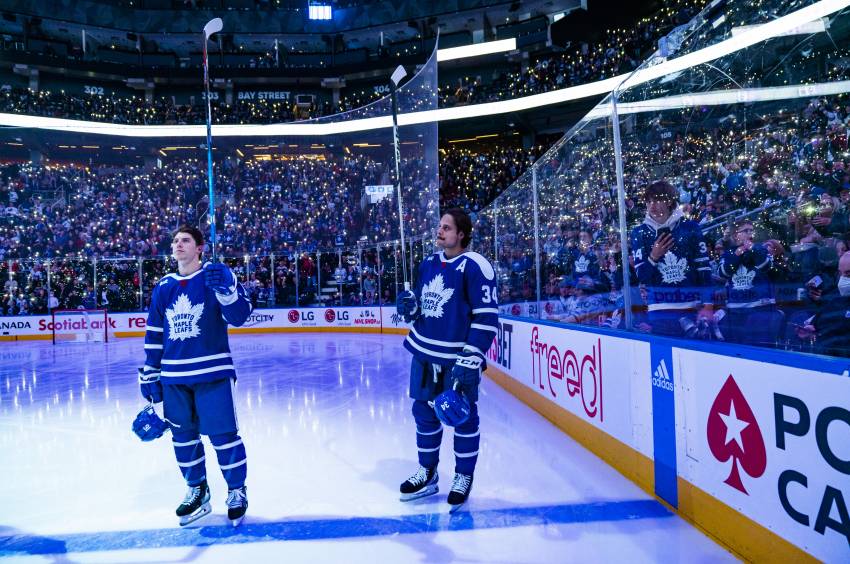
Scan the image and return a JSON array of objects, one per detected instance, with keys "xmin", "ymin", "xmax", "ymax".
[
  {"xmin": 796, "ymin": 251, "xmax": 850, "ymax": 356},
  {"xmin": 630, "ymin": 180, "xmax": 713, "ymax": 337}
]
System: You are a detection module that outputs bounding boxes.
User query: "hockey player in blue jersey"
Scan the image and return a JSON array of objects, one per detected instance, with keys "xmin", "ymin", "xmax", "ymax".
[
  {"xmin": 630, "ymin": 180, "xmax": 714, "ymax": 337},
  {"xmin": 396, "ymin": 208, "xmax": 499, "ymax": 512},
  {"xmin": 138, "ymin": 225, "xmax": 252, "ymax": 527}
]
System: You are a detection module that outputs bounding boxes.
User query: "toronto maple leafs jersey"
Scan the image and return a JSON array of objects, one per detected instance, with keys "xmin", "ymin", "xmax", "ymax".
[
  {"xmin": 719, "ymin": 245, "xmax": 776, "ymax": 308},
  {"xmin": 142, "ymin": 267, "xmax": 252, "ymax": 385},
  {"xmin": 630, "ymin": 209, "xmax": 712, "ymax": 312},
  {"xmin": 404, "ymin": 250, "xmax": 499, "ymax": 366}
]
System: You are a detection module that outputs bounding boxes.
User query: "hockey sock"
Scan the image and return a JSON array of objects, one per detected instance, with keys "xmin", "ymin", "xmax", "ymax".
[
  {"xmin": 412, "ymin": 399, "xmax": 442, "ymax": 469},
  {"xmin": 210, "ymin": 432, "xmax": 247, "ymax": 489},
  {"xmin": 453, "ymin": 402, "xmax": 480, "ymax": 475},
  {"xmin": 172, "ymin": 431, "xmax": 206, "ymax": 486}
]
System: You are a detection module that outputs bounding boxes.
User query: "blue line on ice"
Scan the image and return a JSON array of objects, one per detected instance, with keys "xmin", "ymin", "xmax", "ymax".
[{"xmin": 0, "ymin": 499, "xmax": 671, "ymax": 555}]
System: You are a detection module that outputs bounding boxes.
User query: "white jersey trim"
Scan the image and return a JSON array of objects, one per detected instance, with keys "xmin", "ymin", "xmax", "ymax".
[
  {"xmin": 472, "ymin": 307, "xmax": 499, "ymax": 315},
  {"xmin": 161, "ymin": 364, "xmax": 235, "ymax": 378},
  {"xmin": 437, "ymin": 250, "xmax": 495, "ymax": 280},
  {"xmin": 470, "ymin": 323, "xmax": 497, "ymax": 333},
  {"xmin": 144, "ymin": 344, "xmax": 163, "ymax": 350},
  {"xmin": 146, "ymin": 325, "xmax": 163, "ymax": 333},
  {"xmin": 410, "ymin": 326, "xmax": 466, "ymax": 348},
  {"xmin": 216, "ymin": 289, "xmax": 239, "ymax": 306},
  {"xmin": 161, "ymin": 352, "xmax": 233, "ymax": 365},
  {"xmin": 404, "ymin": 336, "xmax": 460, "ymax": 360}
]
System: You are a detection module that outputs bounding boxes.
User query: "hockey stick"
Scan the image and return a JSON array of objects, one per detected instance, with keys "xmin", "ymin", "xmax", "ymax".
[
  {"xmin": 389, "ymin": 64, "xmax": 410, "ymax": 291},
  {"xmin": 202, "ymin": 17, "xmax": 223, "ymax": 262}
]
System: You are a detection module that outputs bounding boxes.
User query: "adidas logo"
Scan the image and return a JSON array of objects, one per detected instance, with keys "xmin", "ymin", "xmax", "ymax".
[
  {"xmin": 658, "ymin": 252, "xmax": 688, "ymax": 284},
  {"xmin": 652, "ymin": 358, "xmax": 674, "ymax": 391},
  {"xmin": 731, "ymin": 265, "xmax": 756, "ymax": 291},
  {"xmin": 574, "ymin": 255, "xmax": 590, "ymax": 273}
]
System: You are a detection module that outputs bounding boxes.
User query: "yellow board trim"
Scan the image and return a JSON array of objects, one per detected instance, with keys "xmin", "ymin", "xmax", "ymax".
[
  {"xmin": 485, "ymin": 364, "xmax": 654, "ymax": 495},
  {"xmin": 677, "ymin": 478, "xmax": 815, "ymax": 563},
  {"xmin": 4, "ymin": 326, "xmax": 410, "ymax": 340},
  {"xmin": 485, "ymin": 364, "xmax": 816, "ymax": 563}
]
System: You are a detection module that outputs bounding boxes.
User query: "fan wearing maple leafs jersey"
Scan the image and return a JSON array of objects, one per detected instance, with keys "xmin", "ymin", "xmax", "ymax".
[
  {"xmin": 718, "ymin": 219, "xmax": 779, "ymax": 345},
  {"xmin": 139, "ymin": 225, "xmax": 252, "ymax": 527},
  {"xmin": 566, "ymin": 230, "xmax": 609, "ymax": 293},
  {"xmin": 396, "ymin": 208, "xmax": 498, "ymax": 510},
  {"xmin": 630, "ymin": 180, "xmax": 713, "ymax": 337}
]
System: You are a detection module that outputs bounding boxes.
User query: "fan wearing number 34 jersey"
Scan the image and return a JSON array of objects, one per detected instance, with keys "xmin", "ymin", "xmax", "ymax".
[{"xmin": 396, "ymin": 208, "xmax": 498, "ymax": 512}]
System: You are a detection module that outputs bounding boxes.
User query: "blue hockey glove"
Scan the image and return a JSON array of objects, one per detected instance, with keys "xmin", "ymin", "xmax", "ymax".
[
  {"xmin": 396, "ymin": 290, "xmax": 419, "ymax": 322},
  {"xmin": 138, "ymin": 367, "xmax": 163, "ymax": 404},
  {"xmin": 204, "ymin": 261, "xmax": 236, "ymax": 295},
  {"xmin": 450, "ymin": 347, "xmax": 483, "ymax": 403}
]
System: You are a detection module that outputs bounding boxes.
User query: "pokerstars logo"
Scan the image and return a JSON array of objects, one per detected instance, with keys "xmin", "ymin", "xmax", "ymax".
[
  {"xmin": 288, "ymin": 310, "xmax": 299, "ymax": 324},
  {"xmin": 324, "ymin": 309, "xmax": 336, "ymax": 323},
  {"xmin": 707, "ymin": 375, "xmax": 767, "ymax": 494}
]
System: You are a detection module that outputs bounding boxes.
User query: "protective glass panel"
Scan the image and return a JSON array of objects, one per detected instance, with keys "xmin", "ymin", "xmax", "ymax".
[
  {"xmin": 0, "ymin": 44, "xmax": 439, "ymax": 316},
  {"xmin": 615, "ymin": 2, "xmax": 850, "ymax": 352},
  {"xmin": 97, "ymin": 258, "xmax": 141, "ymax": 312}
]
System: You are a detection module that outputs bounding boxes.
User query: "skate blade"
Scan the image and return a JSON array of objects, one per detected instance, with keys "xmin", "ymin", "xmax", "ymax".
[
  {"xmin": 399, "ymin": 485, "xmax": 438, "ymax": 502},
  {"xmin": 231, "ymin": 515, "xmax": 245, "ymax": 527},
  {"xmin": 449, "ymin": 500, "xmax": 467, "ymax": 514},
  {"xmin": 179, "ymin": 503, "xmax": 211, "ymax": 527}
]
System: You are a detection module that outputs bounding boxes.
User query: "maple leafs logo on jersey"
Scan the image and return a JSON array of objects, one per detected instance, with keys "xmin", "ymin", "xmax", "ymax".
[
  {"xmin": 420, "ymin": 274, "xmax": 454, "ymax": 319},
  {"xmin": 658, "ymin": 251, "xmax": 688, "ymax": 284},
  {"xmin": 165, "ymin": 293, "xmax": 204, "ymax": 341},
  {"xmin": 731, "ymin": 266, "xmax": 756, "ymax": 290},
  {"xmin": 574, "ymin": 255, "xmax": 590, "ymax": 273}
]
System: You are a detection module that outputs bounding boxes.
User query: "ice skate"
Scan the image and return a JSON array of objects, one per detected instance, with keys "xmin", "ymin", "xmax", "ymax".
[
  {"xmin": 399, "ymin": 466, "xmax": 438, "ymax": 501},
  {"xmin": 447, "ymin": 473, "xmax": 473, "ymax": 513},
  {"xmin": 226, "ymin": 485, "xmax": 248, "ymax": 527},
  {"xmin": 176, "ymin": 480, "xmax": 211, "ymax": 526}
]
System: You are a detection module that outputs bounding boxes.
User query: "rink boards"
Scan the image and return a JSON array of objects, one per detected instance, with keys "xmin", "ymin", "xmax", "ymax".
[
  {"xmin": 0, "ymin": 307, "xmax": 847, "ymax": 561},
  {"xmin": 485, "ymin": 316, "xmax": 849, "ymax": 563},
  {"xmin": 0, "ymin": 306, "xmax": 409, "ymax": 340}
]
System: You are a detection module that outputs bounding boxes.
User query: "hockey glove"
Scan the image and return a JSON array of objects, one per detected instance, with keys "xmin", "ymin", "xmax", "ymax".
[
  {"xmin": 396, "ymin": 290, "xmax": 419, "ymax": 322},
  {"xmin": 204, "ymin": 262, "xmax": 237, "ymax": 295},
  {"xmin": 138, "ymin": 367, "xmax": 163, "ymax": 404},
  {"xmin": 450, "ymin": 347, "xmax": 483, "ymax": 403}
]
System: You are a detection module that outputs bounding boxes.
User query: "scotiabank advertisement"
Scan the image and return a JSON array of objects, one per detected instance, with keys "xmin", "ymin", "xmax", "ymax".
[
  {"xmin": 486, "ymin": 318, "xmax": 654, "ymax": 460},
  {"xmin": 0, "ymin": 307, "xmax": 389, "ymax": 338},
  {"xmin": 675, "ymin": 349, "xmax": 850, "ymax": 561}
]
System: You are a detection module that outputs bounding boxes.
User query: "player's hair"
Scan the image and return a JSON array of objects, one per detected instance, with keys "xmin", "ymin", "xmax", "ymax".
[
  {"xmin": 644, "ymin": 180, "xmax": 678, "ymax": 206},
  {"xmin": 172, "ymin": 224, "xmax": 205, "ymax": 254},
  {"xmin": 443, "ymin": 207, "xmax": 473, "ymax": 248}
]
